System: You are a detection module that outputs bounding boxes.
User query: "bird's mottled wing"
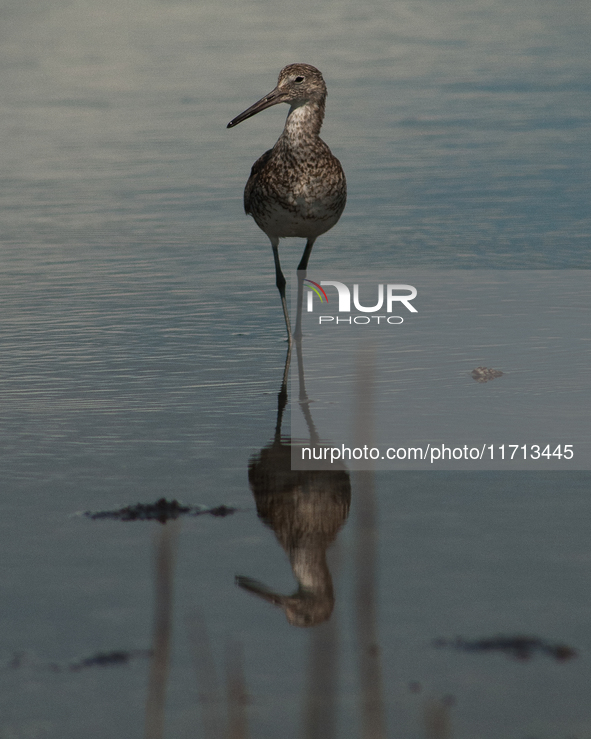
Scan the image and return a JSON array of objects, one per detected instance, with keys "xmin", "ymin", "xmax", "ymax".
[{"xmin": 244, "ymin": 149, "xmax": 273, "ymax": 216}]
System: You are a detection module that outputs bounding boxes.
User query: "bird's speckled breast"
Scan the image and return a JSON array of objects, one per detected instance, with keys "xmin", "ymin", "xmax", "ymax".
[{"xmin": 244, "ymin": 103, "xmax": 346, "ymax": 239}]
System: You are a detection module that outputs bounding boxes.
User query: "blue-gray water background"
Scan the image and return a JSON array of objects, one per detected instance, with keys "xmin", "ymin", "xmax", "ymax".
[{"xmin": 1, "ymin": 0, "xmax": 590, "ymax": 736}]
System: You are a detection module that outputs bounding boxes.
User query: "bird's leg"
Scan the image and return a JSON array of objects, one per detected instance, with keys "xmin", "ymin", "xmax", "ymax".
[
  {"xmin": 275, "ymin": 341, "xmax": 292, "ymax": 442},
  {"xmin": 271, "ymin": 239, "xmax": 292, "ymax": 344},
  {"xmin": 294, "ymin": 270, "xmax": 306, "ymax": 341},
  {"xmin": 297, "ymin": 237, "xmax": 316, "ymax": 272},
  {"xmin": 294, "ymin": 238, "xmax": 316, "ymax": 340}
]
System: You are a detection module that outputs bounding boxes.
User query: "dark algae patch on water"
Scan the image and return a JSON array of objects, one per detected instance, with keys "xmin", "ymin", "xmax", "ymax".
[
  {"xmin": 433, "ymin": 635, "xmax": 577, "ymax": 662},
  {"xmin": 84, "ymin": 498, "xmax": 237, "ymax": 524}
]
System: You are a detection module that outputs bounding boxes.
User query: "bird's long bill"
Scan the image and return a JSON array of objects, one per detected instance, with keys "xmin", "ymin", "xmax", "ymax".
[
  {"xmin": 227, "ymin": 87, "xmax": 286, "ymax": 128},
  {"xmin": 235, "ymin": 575, "xmax": 285, "ymax": 605}
]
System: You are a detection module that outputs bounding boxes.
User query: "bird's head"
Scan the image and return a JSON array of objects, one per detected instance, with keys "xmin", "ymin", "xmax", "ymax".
[{"xmin": 227, "ymin": 64, "xmax": 327, "ymax": 128}]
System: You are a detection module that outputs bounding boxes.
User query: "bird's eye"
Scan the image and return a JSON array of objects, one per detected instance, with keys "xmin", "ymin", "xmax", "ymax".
[{"xmin": 294, "ymin": 76, "xmax": 305, "ymax": 83}]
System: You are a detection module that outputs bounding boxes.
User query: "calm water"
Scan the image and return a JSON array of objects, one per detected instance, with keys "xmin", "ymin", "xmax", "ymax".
[
  {"xmin": 292, "ymin": 270, "xmax": 591, "ymax": 471},
  {"xmin": 1, "ymin": 0, "xmax": 590, "ymax": 736}
]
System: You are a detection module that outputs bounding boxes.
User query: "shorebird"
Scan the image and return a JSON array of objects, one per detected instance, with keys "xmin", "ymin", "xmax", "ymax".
[{"xmin": 227, "ymin": 64, "xmax": 346, "ymax": 343}]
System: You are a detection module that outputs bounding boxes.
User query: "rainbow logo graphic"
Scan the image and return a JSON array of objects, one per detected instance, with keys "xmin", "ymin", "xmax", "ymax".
[{"xmin": 304, "ymin": 279, "xmax": 329, "ymax": 303}]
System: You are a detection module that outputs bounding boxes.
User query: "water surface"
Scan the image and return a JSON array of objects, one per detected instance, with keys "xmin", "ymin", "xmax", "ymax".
[{"xmin": 1, "ymin": 0, "xmax": 590, "ymax": 736}]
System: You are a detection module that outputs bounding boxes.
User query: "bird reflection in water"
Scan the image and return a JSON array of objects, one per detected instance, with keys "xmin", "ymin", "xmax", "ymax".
[{"xmin": 236, "ymin": 339, "xmax": 351, "ymax": 628}]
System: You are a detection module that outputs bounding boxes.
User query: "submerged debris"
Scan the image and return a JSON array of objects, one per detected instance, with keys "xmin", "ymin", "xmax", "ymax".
[
  {"xmin": 471, "ymin": 366, "xmax": 504, "ymax": 383},
  {"xmin": 433, "ymin": 635, "xmax": 576, "ymax": 662},
  {"xmin": 84, "ymin": 498, "xmax": 237, "ymax": 524},
  {"xmin": 8, "ymin": 652, "xmax": 25, "ymax": 669},
  {"xmin": 10, "ymin": 649, "xmax": 152, "ymax": 673},
  {"xmin": 68, "ymin": 650, "xmax": 152, "ymax": 671}
]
